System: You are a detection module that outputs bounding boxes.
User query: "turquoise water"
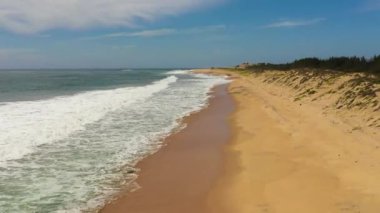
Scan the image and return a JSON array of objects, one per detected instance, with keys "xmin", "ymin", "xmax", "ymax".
[{"xmin": 0, "ymin": 69, "xmax": 228, "ymax": 212}]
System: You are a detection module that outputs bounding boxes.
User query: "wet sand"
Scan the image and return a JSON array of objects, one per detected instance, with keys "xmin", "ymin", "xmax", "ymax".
[
  {"xmin": 101, "ymin": 68, "xmax": 380, "ymax": 213},
  {"xmin": 100, "ymin": 84, "xmax": 234, "ymax": 213}
]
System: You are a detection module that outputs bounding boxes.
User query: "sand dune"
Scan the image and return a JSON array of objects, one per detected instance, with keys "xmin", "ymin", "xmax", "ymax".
[{"xmin": 198, "ymin": 69, "xmax": 380, "ymax": 213}]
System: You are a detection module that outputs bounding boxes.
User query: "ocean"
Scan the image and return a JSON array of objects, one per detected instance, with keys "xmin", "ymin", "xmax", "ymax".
[{"xmin": 0, "ymin": 69, "xmax": 228, "ymax": 212}]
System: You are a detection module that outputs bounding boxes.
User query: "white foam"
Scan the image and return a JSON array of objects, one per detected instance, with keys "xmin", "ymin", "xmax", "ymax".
[
  {"xmin": 0, "ymin": 72, "xmax": 231, "ymax": 213},
  {"xmin": 165, "ymin": 69, "xmax": 192, "ymax": 75},
  {"xmin": 0, "ymin": 76, "xmax": 178, "ymax": 165},
  {"xmin": 120, "ymin": 69, "xmax": 133, "ymax": 72}
]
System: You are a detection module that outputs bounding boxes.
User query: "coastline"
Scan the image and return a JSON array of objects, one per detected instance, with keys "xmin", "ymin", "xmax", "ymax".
[
  {"xmin": 100, "ymin": 68, "xmax": 380, "ymax": 213},
  {"xmin": 201, "ymin": 68, "xmax": 380, "ymax": 213},
  {"xmin": 100, "ymin": 83, "xmax": 235, "ymax": 213}
]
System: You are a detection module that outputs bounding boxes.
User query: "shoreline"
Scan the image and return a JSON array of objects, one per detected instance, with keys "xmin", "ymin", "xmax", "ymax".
[
  {"xmin": 100, "ymin": 68, "xmax": 380, "ymax": 213},
  {"xmin": 202, "ymin": 68, "xmax": 380, "ymax": 213},
  {"xmin": 100, "ymin": 83, "xmax": 235, "ymax": 213}
]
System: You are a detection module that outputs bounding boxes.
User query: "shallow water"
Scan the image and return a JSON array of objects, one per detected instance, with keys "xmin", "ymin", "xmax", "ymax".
[{"xmin": 0, "ymin": 69, "xmax": 228, "ymax": 212}]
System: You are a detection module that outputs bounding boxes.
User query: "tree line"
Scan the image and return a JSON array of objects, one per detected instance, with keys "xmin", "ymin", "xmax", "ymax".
[{"xmin": 245, "ymin": 55, "xmax": 380, "ymax": 74}]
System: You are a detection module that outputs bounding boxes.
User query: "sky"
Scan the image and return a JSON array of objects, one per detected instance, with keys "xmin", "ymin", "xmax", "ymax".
[{"xmin": 0, "ymin": 0, "xmax": 379, "ymax": 68}]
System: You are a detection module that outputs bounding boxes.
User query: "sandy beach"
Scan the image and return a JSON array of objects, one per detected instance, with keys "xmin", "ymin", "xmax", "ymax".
[
  {"xmin": 202, "ymin": 69, "xmax": 380, "ymax": 213},
  {"xmin": 100, "ymin": 84, "xmax": 235, "ymax": 213},
  {"xmin": 2, "ymin": 1, "xmax": 379, "ymax": 212},
  {"xmin": 101, "ymin": 68, "xmax": 380, "ymax": 213}
]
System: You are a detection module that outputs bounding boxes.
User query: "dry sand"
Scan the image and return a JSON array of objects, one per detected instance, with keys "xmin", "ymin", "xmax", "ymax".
[
  {"xmin": 101, "ymin": 68, "xmax": 380, "ymax": 213},
  {"xmin": 200, "ymin": 69, "xmax": 380, "ymax": 213}
]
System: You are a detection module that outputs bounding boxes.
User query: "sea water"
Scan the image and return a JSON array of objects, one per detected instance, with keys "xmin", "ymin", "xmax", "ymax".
[{"xmin": 0, "ymin": 69, "xmax": 228, "ymax": 212}]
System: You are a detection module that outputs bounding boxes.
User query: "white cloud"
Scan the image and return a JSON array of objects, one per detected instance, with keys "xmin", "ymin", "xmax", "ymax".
[
  {"xmin": 85, "ymin": 25, "xmax": 226, "ymax": 39},
  {"xmin": 263, "ymin": 18, "xmax": 326, "ymax": 28},
  {"xmin": 0, "ymin": 0, "xmax": 221, "ymax": 34},
  {"xmin": 182, "ymin": 24, "xmax": 226, "ymax": 34},
  {"xmin": 106, "ymin": 29, "xmax": 178, "ymax": 38}
]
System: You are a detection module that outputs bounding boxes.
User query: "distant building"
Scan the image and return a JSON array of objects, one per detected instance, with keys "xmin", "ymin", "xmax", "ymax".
[{"xmin": 236, "ymin": 62, "xmax": 252, "ymax": 69}]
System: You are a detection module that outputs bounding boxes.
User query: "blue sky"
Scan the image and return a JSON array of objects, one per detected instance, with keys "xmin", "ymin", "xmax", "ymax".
[{"xmin": 0, "ymin": 0, "xmax": 379, "ymax": 68}]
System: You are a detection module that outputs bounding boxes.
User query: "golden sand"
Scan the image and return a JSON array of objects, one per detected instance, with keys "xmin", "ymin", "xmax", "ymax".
[
  {"xmin": 200, "ymin": 69, "xmax": 380, "ymax": 213},
  {"xmin": 101, "ymin": 68, "xmax": 380, "ymax": 213}
]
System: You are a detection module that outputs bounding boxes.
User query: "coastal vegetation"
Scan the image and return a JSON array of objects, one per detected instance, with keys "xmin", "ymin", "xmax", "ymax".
[
  {"xmin": 221, "ymin": 56, "xmax": 380, "ymax": 129},
  {"xmin": 241, "ymin": 55, "xmax": 380, "ymax": 74}
]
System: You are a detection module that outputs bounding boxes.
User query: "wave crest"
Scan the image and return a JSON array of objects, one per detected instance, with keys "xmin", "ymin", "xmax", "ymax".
[
  {"xmin": 165, "ymin": 69, "xmax": 192, "ymax": 75},
  {"xmin": 0, "ymin": 76, "xmax": 178, "ymax": 164}
]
